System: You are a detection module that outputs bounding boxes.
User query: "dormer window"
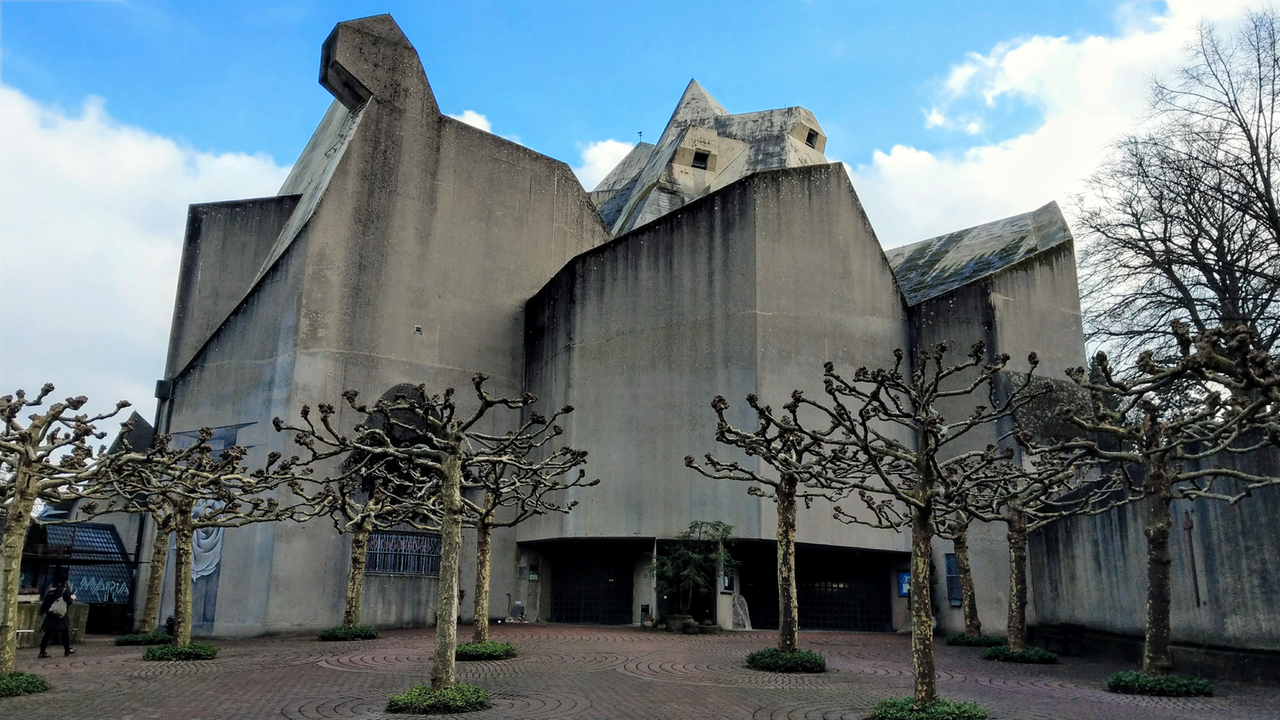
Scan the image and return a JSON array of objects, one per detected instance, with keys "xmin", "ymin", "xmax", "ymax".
[
  {"xmin": 691, "ymin": 151, "xmax": 710, "ymax": 170},
  {"xmin": 805, "ymin": 129, "xmax": 819, "ymax": 148}
]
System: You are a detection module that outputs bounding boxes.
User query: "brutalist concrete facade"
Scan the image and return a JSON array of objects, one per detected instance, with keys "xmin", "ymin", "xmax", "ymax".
[{"xmin": 146, "ymin": 14, "xmax": 1086, "ymax": 639}]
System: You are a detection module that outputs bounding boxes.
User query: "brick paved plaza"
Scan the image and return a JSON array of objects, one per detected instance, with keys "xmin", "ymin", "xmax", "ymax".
[{"xmin": 3, "ymin": 625, "xmax": 1277, "ymax": 719}]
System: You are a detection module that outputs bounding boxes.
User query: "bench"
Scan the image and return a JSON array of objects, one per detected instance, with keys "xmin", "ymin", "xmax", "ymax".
[{"xmin": 1038, "ymin": 623, "xmax": 1086, "ymax": 655}]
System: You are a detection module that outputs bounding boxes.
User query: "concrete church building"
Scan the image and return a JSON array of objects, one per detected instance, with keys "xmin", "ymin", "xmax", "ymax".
[{"xmin": 141, "ymin": 15, "xmax": 1084, "ymax": 639}]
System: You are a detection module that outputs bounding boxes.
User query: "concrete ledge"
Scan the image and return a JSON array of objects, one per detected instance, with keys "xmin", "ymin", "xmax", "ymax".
[{"xmin": 1029, "ymin": 625, "xmax": 1280, "ymax": 685}]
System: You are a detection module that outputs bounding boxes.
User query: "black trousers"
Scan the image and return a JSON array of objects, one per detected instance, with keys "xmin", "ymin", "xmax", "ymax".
[{"xmin": 40, "ymin": 622, "xmax": 70, "ymax": 655}]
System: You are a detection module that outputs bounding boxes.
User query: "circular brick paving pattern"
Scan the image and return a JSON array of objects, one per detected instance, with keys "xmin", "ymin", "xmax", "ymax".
[{"xmin": 4, "ymin": 626, "xmax": 1278, "ymax": 719}]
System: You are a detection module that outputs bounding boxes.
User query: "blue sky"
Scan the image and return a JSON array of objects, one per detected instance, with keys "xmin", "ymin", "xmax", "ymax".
[
  {"xmin": 0, "ymin": 0, "xmax": 1262, "ymax": 418},
  {"xmin": 4, "ymin": 0, "xmax": 1117, "ymax": 175}
]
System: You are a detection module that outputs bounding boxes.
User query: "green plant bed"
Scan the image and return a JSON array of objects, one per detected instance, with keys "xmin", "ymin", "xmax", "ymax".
[
  {"xmin": 980, "ymin": 644, "xmax": 1058, "ymax": 664},
  {"xmin": 1107, "ymin": 671, "xmax": 1214, "ymax": 697},
  {"xmin": 0, "ymin": 671, "xmax": 50, "ymax": 698},
  {"xmin": 871, "ymin": 698, "xmax": 988, "ymax": 720},
  {"xmin": 455, "ymin": 641, "xmax": 518, "ymax": 660},
  {"xmin": 114, "ymin": 631, "xmax": 172, "ymax": 646},
  {"xmin": 386, "ymin": 683, "xmax": 492, "ymax": 714},
  {"xmin": 318, "ymin": 625, "xmax": 379, "ymax": 641},
  {"xmin": 745, "ymin": 647, "xmax": 826, "ymax": 673},
  {"xmin": 142, "ymin": 642, "xmax": 219, "ymax": 661},
  {"xmin": 945, "ymin": 633, "xmax": 1005, "ymax": 647}
]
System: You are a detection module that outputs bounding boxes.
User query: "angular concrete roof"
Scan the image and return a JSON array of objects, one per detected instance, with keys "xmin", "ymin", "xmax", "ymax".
[
  {"xmin": 886, "ymin": 201, "xmax": 1072, "ymax": 306},
  {"xmin": 590, "ymin": 79, "xmax": 829, "ymax": 236}
]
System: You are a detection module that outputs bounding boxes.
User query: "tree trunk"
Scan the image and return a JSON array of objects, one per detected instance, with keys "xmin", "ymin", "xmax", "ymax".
[
  {"xmin": 140, "ymin": 521, "xmax": 169, "ymax": 633},
  {"xmin": 1006, "ymin": 509, "xmax": 1029, "ymax": 653},
  {"xmin": 776, "ymin": 477, "xmax": 800, "ymax": 654},
  {"xmin": 0, "ymin": 468, "xmax": 36, "ymax": 675},
  {"xmin": 1143, "ymin": 462, "xmax": 1175, "ymax": 675},
  {"xmin": 430, "ymin": 453, "xmax": 463, "ymax": 690},
  {"xmin": 472, "ymin": 521, "xmax": 492, "ymax": 643},
  {"xmin": 172, "ymin": 515, "xmax": 195, "ymax": 647},
  {"xmin": 952, "ymin": 524, "xmax": 981, "ymax": 637},
  {"xmin": 909, "ymin": 504, "xmax": 937, "ymax": 705},
  {"xmin": 343, "ymin": 523, "xmax": 370, "ymax": 629}
]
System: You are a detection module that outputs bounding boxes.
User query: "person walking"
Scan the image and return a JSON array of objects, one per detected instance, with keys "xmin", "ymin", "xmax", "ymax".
[{"xmin": 38, "ymin": 580, "xmax": 76, "ymax": 658}]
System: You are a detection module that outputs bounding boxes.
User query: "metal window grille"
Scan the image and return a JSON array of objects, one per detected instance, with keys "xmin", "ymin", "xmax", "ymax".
[
  {"xmin": 366, "ymin": 531, "xmax": 441, "ymax": 577},
  {"xmin": 945, "ymin": 553, "xmax": 962, "ymax": 607}
]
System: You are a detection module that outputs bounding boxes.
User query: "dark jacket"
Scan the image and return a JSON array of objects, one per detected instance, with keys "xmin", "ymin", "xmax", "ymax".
[{"xmin": 40, "ymin": 584, "xmax": 73, "ymax": 631}]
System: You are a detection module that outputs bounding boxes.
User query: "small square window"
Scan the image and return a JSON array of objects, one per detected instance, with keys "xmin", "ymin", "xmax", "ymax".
[
  {"xmin": 805, "ymin": 129, "xmax": 820, "ymax": 148},
  {"xmin": 691, "ymin": 150, "xmax": 710, "ymax": 170}
]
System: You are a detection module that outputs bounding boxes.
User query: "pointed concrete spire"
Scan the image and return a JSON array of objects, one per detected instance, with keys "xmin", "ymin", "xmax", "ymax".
[{"xmin": 667, "ymin": 79, "xmax": 729, "ymax": 127}]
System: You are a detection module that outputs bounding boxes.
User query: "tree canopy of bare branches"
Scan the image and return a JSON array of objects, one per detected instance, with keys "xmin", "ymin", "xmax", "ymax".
[
  {"xmin": 76, "ymin": 430, "xmax": 319, "ymax": 647},
  {"xmin": 276, "ymin": 373, "xmax": 593, "ymax": 690},
  {"xmin": 1079, "ymin": 10, "xmax": 1280, "ymax": 360},
  {"xmin": 1047, "ymin": 322, "xmax": 1280, "ymax": 675},
  {"xmin": 0, "ymin": 385, "xmax": 134, "ymax": 674}
]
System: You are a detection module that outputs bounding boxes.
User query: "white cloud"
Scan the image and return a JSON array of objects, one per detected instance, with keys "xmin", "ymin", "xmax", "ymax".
[
  {"xmin": 572, "ymin": 139, "xmax": 634, "ymax": 190},
  {"xmin": 924, "ymin": 108, "xmax": 947, "ymax": 129},
  {"xmin": 0, "ymin": 86, "xmax": 290, "ymax": 423},
  {"xmin": 447, "ymin": 109, "xmax": 492, "ymax": 133},
  {"xmin": 849, "ymin": 0, "xmax": 1259, "ymax": 248}
]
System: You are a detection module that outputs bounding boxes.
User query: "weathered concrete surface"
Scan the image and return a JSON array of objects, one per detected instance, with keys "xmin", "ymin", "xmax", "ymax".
[
  {"xmin": 154, "ymin": 13, "xmax": 612, "ymax": 636},
  {"xmin": 1031, "ymin": 448, "xmax": 1280, "ymax": 670},
  {"xmin": 907, "ymin": 227, "xmax": 1086, "ymax": 639},
  {"xmin": 523, "ymin": 164, "xmax": 909, "ymax": 552},
  {"xmin": 594, "ymin": 80, "xmax": 829, "ymax": 236}
]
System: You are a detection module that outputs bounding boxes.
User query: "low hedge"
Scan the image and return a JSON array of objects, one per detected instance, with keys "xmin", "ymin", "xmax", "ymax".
[
  {"xmin": 0, "ymin": 671, "xmax": 50, "ymax": 698},
  {"xmin": 1107, "ymin": 670, "xmax": 1214, "ymax": 697},
  {"xmin": 745, "ymin": 647, "xmax": 826, "ymax": 673},
  {"xmin": 142, "ymin": 642, "xmax": 219, "ymax": 661},
  {"xmin": 980, "ymin": 644, "xmax": 1058, "ymax": 664},
  {"xmin": 386, "ymin": 683, "xmax": 491, "ymax": 714},
  {"xmin": 318, "ymin": 626, "xmax": 379, "ymax": 641},
  {"xmin": 115, "ymin": 631, "xmax": 172, "ymax": 646},
  {"xmin": 455, "ymin": 641, "xmax": 517, "ymax": 661},
  {"xmin": 945, "ymin": 633, "xmax": 1005, "ymax": 648},
  {"xmin": 871, "ymin": 698, "xmax": 988, "ymax": 720}
]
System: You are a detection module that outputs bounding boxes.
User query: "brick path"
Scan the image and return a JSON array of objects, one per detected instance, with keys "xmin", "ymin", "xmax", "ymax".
[{"xmin": 3, "ymin": 624, "xmax": 1277, "ymax": 719}]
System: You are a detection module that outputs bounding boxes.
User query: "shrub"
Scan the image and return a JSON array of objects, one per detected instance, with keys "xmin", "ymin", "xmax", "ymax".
[
  {"xmin": 872, "ymin": 698, "xmax": 988, "ymax": 720},
  {"xmin": 1107, "ymin": 671, "xmax": 1214, "ymax": 697},
  {"xmin": 0, "ymin": 671, "xmax": 50, "ymax": 698},
  {"xmin": 945, "ymin": 633, "xmax": 1005, "ymax": 647},
  {"xmin": 114, "ymin": 631, "xmax": 172, "ymax": 646},
  {"xmin": 981, "ymin": 644, "xmax": 1057, "ymax": 664},
  {"xmin": 318, "ymin": 626, "xmax": 379, "ymax": 641},
  {"xmin": 744, "ymin": 647, "xmax": 826, "ymax": 673},
  {"xmin": 386, "ymin": 683, "xmax": 491, "ymax": 714},
  {"xmin": 455, "ymin": 641, "xmax": 518, "ymax": 661},
  {"xmin": 142, "ymin": 642, "xmax": 219, "ymax": 661}
]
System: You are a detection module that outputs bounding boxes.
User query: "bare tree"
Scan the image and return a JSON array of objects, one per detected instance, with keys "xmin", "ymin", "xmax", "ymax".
[
  {"xmin": 461, "ymin": 411, "xmax": 594, "ymax": 643},
  {"xmin": 685, "ymin": 394, "xmax": 845, "ymax": 655},
  {"xmin": 274, "ymin": 399, "xmax": 443, "ymax": 632},
  {"xmin": 801, "ymin": 344, "xmax": 1052, "ymax": 705},
  {"xmin": 1054, "ymin": 322, "xmax": 1280, "ymax": 675},
  {"xmin": 1079, "ymin": 10, "xmax": 1280, "ymax": 360},
  {"xmin": 277, "ymin": 374, "xmax": 584, "ymax": 691},
  {"xmin": 78, "ymin": 430, "xmax": 317, "ymax": 647},
  {"xmin": 934, "ymin": 512, "xmax": 982, "ymax": 638},
  {"xmin": 0, "ymin": 385, "xmax": 135, "ymax": 674}
]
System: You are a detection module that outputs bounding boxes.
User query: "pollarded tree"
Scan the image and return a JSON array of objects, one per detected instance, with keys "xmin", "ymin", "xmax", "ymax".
[
  {"xmin": 277, "ymin": 374, "xmax": 584, "ymax": 691},
  {"xmin": 1055, "ymin": 322, "xmax": 1280, "ymax": 675},
  {"xmin": 461, "ymin": 412, "xmax": 594, "ymax": 643},
  {"xmin": 802, "ymin": 343, "xmax": 1056, "ymax": 705},
  {"xmin": 274, "ymin": 400, "xmax": 443, "ymax": 632},
  {"xmin": 0, "ymin": 385, "xmax": 136, "ymax": 675},
  {"xmin": 934, "ymin": 511, "xmax": 982, "ymax": 639},
  {"xmin": 77, "ymin": 429, "xmax": 318, "ymax": 648},
  {"xmin": 685, "ymin": 395, "xmax": 849, "ymax": 655}
]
